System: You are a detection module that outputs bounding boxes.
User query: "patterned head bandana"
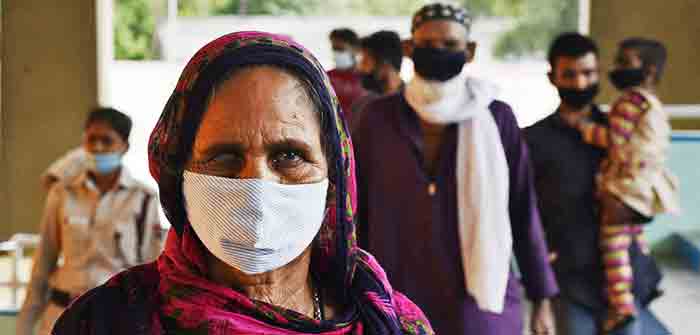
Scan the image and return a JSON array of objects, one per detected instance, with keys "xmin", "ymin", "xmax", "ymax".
[{"xmin": 411, "ymin": 2, "xmax": 473, "ymax": 35}]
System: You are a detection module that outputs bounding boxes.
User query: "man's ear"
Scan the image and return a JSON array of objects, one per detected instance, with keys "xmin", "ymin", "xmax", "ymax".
[
  {"xmin": 466, "ymin": 41, "xmax": 477, "ymax": 63},
  {"xmin": 547, "ymin": 71, "xmax": 556, "ymax": 85},
  {"xmin": 402, "ymin": 39, "xmax": 414, "ymax": 58}
]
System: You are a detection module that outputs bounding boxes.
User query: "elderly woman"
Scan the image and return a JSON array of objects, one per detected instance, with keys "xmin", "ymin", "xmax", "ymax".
[{"xmin": 51, "ymin": 32, "xmax": 433, "ymax": 335}]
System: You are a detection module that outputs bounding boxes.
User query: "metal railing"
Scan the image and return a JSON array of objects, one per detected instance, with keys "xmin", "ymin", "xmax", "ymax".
[{"xmin": 0, "ymin": 234, "xmax": 39, "ymax": 314}]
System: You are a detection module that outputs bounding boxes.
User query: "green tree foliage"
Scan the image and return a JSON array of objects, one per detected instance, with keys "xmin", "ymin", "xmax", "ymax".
[
  {"xmin": 493, "ymin": 0, "xmax": 578, "ymax": 59},
  {"xmin": 178, "ymin": 0, "xmax": 424, "ymax": 16},
  {"xmin": 211, "ymin": 0, "xmax": 323, "ymax": 15},
  {"xmin": 114, "ymin": 0, "xmax": 578, "ymax": 60},
  {"xmin": 462, "ymin": 0, "xmax": 524, "ymax": 17},
  {"xmin": 114, "ymin": 0, "xmax": 156, "ymax": 60}
]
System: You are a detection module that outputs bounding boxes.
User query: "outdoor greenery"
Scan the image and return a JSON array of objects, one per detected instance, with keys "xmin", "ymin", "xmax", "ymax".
[
  {"xmin": 493, "ymin": 0, "xmax": 579, "ymax": 58},
  {"xmin": 115, "ymin": 0, "xmax": 156, "ymax": 60},
  {"xmin": 114, "ymin": 0, "xmax": 578, "ymax": 60}
]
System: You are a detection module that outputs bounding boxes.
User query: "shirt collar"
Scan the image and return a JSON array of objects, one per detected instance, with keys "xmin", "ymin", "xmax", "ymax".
[
  {"xmin": 551, "ymin": 104, "xmax": 605, "ymax": 129},
  {"xmin": 72, "ymin": 168, "xmax": 136, "ymax": 193}
]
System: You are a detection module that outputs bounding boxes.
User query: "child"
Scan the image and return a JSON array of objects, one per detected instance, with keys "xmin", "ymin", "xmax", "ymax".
[{"xmin": 569, "ymin": 38, "xmax": 680, "ymax": 333}]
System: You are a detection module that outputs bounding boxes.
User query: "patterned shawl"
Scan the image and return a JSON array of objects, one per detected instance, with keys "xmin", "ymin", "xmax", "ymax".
[{"xmin": 52, "ymin": 32, "xmax": 432, "ymax": 335}]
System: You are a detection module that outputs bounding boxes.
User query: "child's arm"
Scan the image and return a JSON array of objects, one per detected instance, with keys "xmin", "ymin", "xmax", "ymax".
[
  {"xmin": 577, "ymin": 96, "xmax": 649, "ymax": 150},
  {"xmin": 606, "ymin": 99, "xmax": 648, "ymax": 146},
  {"xmin": 577, "ymin": 118, "xmax": 609, "ymax": 148}
]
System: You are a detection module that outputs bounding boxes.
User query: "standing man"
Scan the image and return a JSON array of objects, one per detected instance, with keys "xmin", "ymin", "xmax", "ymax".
[
  {"xmin": 350, "ymin": 30, "xmax": 405, "ymax": 129},
  {"xmin": 327, "ymin": 28, "xmax": 365, "ymax": 114},
  {"xmin": 353, "ymin": 3, "xmax": 558, "ymax": 334},
  {"xmin": 525, "ymin": 33, "xmax": 667, "ymax": 335},
  {"xmin": 17, "ymin": 108, "xmax": 163, "ymax": 335}
]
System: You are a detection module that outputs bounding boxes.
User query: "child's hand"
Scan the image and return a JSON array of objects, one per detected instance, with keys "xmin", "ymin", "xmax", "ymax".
[{"xmin": 560, "ymin": 110, "xmax": 585, "ymax": 128}]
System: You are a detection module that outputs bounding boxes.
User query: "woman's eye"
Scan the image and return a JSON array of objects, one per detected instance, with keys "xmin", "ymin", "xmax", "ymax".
[
  {"xmin": 271, "ymin": 151, "xmax": 305, "ymax": 168},
  {"xmin": 192, "ymin": 154, "xmax": 243, "ymax": 175}
]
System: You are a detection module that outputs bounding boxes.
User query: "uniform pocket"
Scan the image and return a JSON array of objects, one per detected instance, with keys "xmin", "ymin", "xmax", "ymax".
[{"xmin": 63, "ymin": 216, "xmax": 90, "ymax": 244}]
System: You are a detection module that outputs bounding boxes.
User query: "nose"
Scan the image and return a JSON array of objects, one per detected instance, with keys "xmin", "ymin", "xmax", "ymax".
[
  {"xmin": 574, "ymin": 74, "xmax": 589, "ymax": 90},
  {"xmin": 237, "ymin": 155, "xmax": 278, "ymax": 182},
  {"xmin": 430, "ymin": 41, "xmax": 446, "ymax": 49},
  {"xmin": 92, "ymin": 140, "xmax": 106, "ymax": 153}
]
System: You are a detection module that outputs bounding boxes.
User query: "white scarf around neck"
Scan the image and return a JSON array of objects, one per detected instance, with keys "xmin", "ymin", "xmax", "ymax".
[{"xmin": 405, "ymin": 74, "xmax": 512, "ymax": 313}]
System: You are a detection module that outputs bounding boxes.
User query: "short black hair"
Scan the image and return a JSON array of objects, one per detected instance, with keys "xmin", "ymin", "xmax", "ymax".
[
  {"xmin": 360, "ymin": 30, "xmax": 403, "ymax": 71},
  {"xmin": 85, "ymin": 107, "xmax": 132, "ymax": 142},
  {"xmin": 547, "ymin": 32, "xmax": 598, "ymax": 69},
  {"xmin": 620, "ymin": 37, "xmax": 667, "ymax": 83},
  {"xmin": 329, "ymin": 28, "xmax": 359, "ymax": 47}
]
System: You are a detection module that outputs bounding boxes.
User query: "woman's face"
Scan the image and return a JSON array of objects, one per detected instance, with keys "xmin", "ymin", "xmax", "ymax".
[{"xmin": 187, "ymin": 66, "xmax": 328, "ymax": 185}]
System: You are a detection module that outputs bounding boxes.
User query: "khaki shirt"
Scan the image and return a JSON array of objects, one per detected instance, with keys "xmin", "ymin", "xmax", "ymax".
[
  {"xmin": 17, "ymin": 169, "xmax": 163, "ymax": 335},
  {"xmin": 40, "ymin": 147, "xmax": 87, "ymax": 190}
]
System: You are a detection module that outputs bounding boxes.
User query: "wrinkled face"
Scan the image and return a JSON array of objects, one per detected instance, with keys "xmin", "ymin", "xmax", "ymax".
[
  {"xmin": 83, "ymin": 121, "xmax": 128, "ymax": 155},
  {"xmin": 550, "ymin": 53, "xmax": 600, "ymax": 90},
  {"xmin": 187, "ymin": 66, "xmax": 328, "ymax": 185}
]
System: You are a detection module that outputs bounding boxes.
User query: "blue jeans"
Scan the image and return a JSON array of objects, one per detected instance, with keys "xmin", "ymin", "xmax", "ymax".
[{"xmin": 553, "ymin": 297, "xmax": 670, "ymax": 335}]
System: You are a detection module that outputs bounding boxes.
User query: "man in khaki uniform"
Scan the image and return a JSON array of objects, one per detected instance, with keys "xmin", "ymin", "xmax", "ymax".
[{"xmin": 17, "ymin": 108, "xmax": 163, "ymax": 335}]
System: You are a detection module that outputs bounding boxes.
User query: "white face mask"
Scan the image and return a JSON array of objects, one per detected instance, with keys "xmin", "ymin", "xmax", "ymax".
[
  {"xmin": 182, "ymin": 171, "xmax": 329, "ymax": 274},
  {"xmin": 333, "ymin": 50, "xmax": 355, "ymax": 70}
]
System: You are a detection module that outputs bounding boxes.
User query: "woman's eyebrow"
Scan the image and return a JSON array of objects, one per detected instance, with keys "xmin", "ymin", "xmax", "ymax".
[
  {"xmin": 196, "ymin": 142, "xmax": 245, "ymax": 159},
  {"xmin": 266, "ymin": 139, "xmax": 313, "ymax": 153}
]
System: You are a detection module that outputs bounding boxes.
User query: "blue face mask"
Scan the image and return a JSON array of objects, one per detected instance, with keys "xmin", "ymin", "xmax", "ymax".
[{"xmin": 88, "ymin": 152, "xmax": 123, "ymax": 175}]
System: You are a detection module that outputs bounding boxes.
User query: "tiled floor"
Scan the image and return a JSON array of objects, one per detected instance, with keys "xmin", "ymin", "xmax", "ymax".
[{"xmin": 650, "ymin": 263, "xmax": 700, "ymax": 335}]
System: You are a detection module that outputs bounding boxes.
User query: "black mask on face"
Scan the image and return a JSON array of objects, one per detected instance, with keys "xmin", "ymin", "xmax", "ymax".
[
  {"xmin": 609, "ymin": 68, "xmax": 645, "ymax": 90},
  {"xmin": 361, "ymin": 70, "xmax": 386, "ymax": 94},
  {"xmin": 557, "ymin": 83, "xmax": 599, "ymax": 109},
  {"xmin": 412, "ymin": 46, "xmax": 467, "ymax": 82}
]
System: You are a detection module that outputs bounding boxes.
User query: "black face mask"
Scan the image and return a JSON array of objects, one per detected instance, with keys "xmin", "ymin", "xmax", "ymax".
[
  {"xmin": 412, "ymin": 46, "xmax": 467, "ymax": 82},
  {"xmin": 361, "ymin": 71, "xmax": 386, "ymax": 94},
  {"xmin": 557, "ymin": 83, "xmax": 599, "ymax": 109},
  {"xmin": 609, "ymin": 68, "xmax": 645, "ymax": 90}
]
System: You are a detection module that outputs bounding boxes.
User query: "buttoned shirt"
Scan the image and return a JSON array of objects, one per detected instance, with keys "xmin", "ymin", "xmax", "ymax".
[{"xmin": 17, "ymin": 168, "xmax": 163, "ymax": 335}]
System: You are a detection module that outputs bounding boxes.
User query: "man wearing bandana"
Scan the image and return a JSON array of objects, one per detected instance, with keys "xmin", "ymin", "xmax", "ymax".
[{"xmin": 353, "ymin": 3, "xmax": 558, "ymax": 334}]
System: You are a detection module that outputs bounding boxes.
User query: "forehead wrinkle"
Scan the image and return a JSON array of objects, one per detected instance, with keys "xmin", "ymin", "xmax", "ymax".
[
  {"xmin": 195, "ymin": 66, "xmax": 320, "ymax": 155},
  {"xmin": 262, "ymin": 106, "xmax": 316, "ymax": 148}
]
